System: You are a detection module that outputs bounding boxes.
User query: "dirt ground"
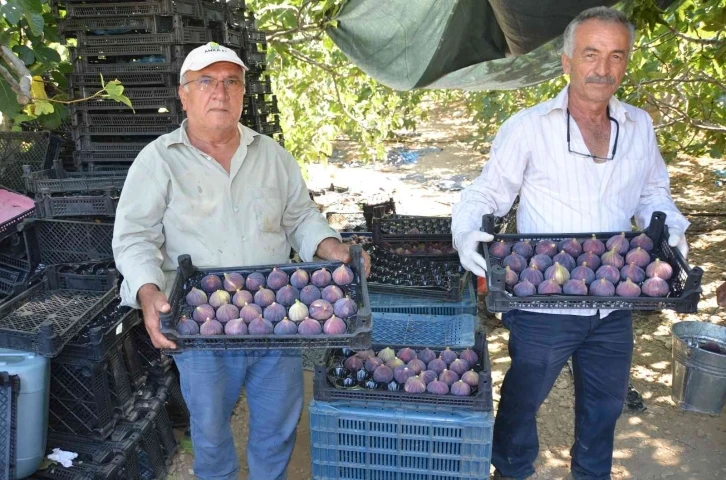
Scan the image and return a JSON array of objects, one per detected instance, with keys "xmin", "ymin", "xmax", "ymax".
[{"xmin": 167, "ymin": 103, "xmax": 726, "ymax": 480}]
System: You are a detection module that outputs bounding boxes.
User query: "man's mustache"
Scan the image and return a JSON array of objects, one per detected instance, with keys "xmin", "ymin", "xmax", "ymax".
[{"xmin": 585, "ymin": 75, "xmax": 615, "ymax": 84}]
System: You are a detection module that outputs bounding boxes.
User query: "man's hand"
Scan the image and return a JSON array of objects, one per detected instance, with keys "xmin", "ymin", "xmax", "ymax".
[
  {"xmin": 137, "ymin": 283, "xmax": 176, "ymax": 349},
  {"xmin": 316, "ymin": 237, "xmax": 371, "ymax": 278},
  {"xmin": 667, "ymin": 227, "xmax": 689, "ymax": 261},
  {"xmin": 457, "ymin": 231, "xmax": 494, "ymax": 277}
]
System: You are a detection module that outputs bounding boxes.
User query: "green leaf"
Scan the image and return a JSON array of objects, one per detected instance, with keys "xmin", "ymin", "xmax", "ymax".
[
  {"xmin": 23, "ymin": 11, "xmax": 44, "ymax": 37},
  {"xmin": 18, "ymin": 0, "xmax": 43, "ymax": 15},
  {"xmin": 57, "ymin": 62, "xmax": 74, "ymax": 74},
  {"xmin": 12, "ymin": 45, "xmax": 35, "ymax": 65},
  {"xmin": 0, "ymin": 3, "xmax": 23, "ymax": 25},
  {"xmin": 33, "ymin": 100, "xmax": 54, "ymax": 116},
  {"xmin": 114, "ymin": 95, "xmax": 134, "ymax": 112},
  {"xmin": 34, "ymin": 46, "xmax": 62, "ymax": 65},
  {"xmin": 37, "ymin": 107, "xmax": 62, "ymax": 130},
  {"xmin": 51, "ymin": 70, "xmax": 68, "ymax": 90},
  {"xmin": 0, "ymin": 78, "xmax": 23, "ymax": 116},
  {"xmin": 103, "ymin": 80, "xmax": 124, "ymax": 98}
]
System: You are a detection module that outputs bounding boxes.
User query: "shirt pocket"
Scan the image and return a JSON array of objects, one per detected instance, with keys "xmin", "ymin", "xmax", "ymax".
[{"xmin": 251, "ymin": 186, "xmax": 284, "ymax": 233}]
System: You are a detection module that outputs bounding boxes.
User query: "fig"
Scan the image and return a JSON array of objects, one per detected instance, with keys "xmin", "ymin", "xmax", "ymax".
[
  {"xmin": 563, "ymin": 279, "xmax": 588, "ymax": 296},
  {"xmin": 200, "ymin": 317, "xmax": 224, "ymax": 335},
  {"xmin": 439, "ymin": 369, "xmax": 460, "ymax": 386},
  {"xmin": 224, "ymin": 318, "xmax": 248, "ymax": 335},
  {"xmin": 333, "ymin": 296, "xmax": 358, "ymax": 319},
  {"xmin": 386, "ymin": 358, "xmax": 404, "ymax": 369},
  {"xmin": 645, "ymin": 258, "xmax": 673, "ymax": 280},
  {"xmin": 520, "ymin": 265, "xmax": 544, "ymax": 287},
  {"xmin": 601, "ymin": 248, "xmax": 624, "ymax": 269},
  {"xmin": 459, "ymin": 348, "xmax": 479, "ymax": 366},
  {"xmin": 355, "ymin": 349, "xmax": 375, "ymax": 360},
  {"xmin": 311, "ymin": 268, "xmax": 332, "ymax": 288},
  {"xmin": 420, "ymin": 370, "xmax": 437, "ymax": 385},
  {"xmin": 502, "ymin": 253, "xmax": 528, "ymax": 273},
  {"xmin": 451, "ymin": 380, "xmax": 472, "ymax": 396},
  {"xmin": 209, "ymin": 290, "xmax": 231, "ymax": 308},
  {"xmin": 489, "ymin": 240, "xmax": 511, "ymax": 257},
  {"xmin": 514, "ymin": 280, "xmax": 537, "ymax": 297},
  {"xmin": 642, "ymin": 277, "xmax": 669, "ymax": 297},
  {"xmin": 321, "ymin": 285, "xmax": 344, "ymax": 304},
  {"xmin": 309, "ymin": 299, "xmax": 334, "ymax": 321},
  {"xmin": 299, "ymin": 285, "xmax": 322, "ymax": 305},
  {"xmin": 332, "ymin": 264, "xmax": 355, "ymax": 286},
  {"xmin": 596, "ymin": 265, "xmax": 621, "ymax": 284},
  {"xmin": 275, "ymin": 285, "xmax": 299, "ymax": 307},
  {"xmin": 504, "ymin": 266, "xmax": 519, "ymax": 287},
  {"xmin": 590, "ymin": 278, "xmax": 615, "ymax": 297},
  {"xmin": 407, "ymin": 358, "xmax": 426, "ymax": 375},
  {"xmin": 394, "ymin": 365, "xmax": 415, "ymax": 384},
  {"xmin": 364, "ymin": 357, "xmax": 383, "ymax": 372},
  {"xmin": 287, "ymin": 300, "xmax": 309, "ymax": 322},
  {"xmin": 440, "ymin": 347, "xmax": 458, "ymax": 365},
  {"xmin": 544, "ymin": 262, "xmax": 570, "ymax": 285},
  {"xmin": 583, "ymin": 234, "xmax": 606, "ymax": 256},
  {"xmin": 185, "ymin": 287, "xmax": 208, "ymax": 307},
  {"xmin": 616, "ymin": 278, "xmax": 641, "ymax": 297},
  {"xmin": 449, "ymin": 358, "xmax": 470, "ymax": 376},
  {"xmin": 344, "ymin": 355, "xmax": 363, "ymax": 372},
  {"xmin": 577, "ymin": 253, "xmax": 601, "ymax": 270},
  {"xmin": 200, "ymin": 274, "xmax": 223, "ymax": 293},
  {"xmin": 625, "ymin": 247, "xmax": 651, "ymax": 268},
  {"xmin": 216, "ymin": 304, "xmax": 240, "ymax": 323},
  {"xmin": 537, "ymin": 279, "xmax": 562, "ymax": 295},
  {"xmin": 417, "ymin": 348, "xmax": 437, "ymax": 364},
  {"xmin": 427, "ymin": 357, "xmax": 447, "ymax": 375},
  {"xmin": 461, "ymin": 370, "xmax": 480, "ymax": 387},
  {"xmin": 535, "ymin": 239, "xmax": 558, "ymax": 257},
  {"xmin": 254, "ymin": 287, "xmax": 276, "ymax": 308},
  {"xmin": 529, "ymin": 254, "xmax": 554, "ymax": 272},
  {"xmin": 193, "ymin": 304, "xmax": 216, "ymax": 323},
  {"xmin": 298, "ymin": 317, "xmax": 323, "ymax": 335},
  {"xmin": 397, "ymin": 347, "xmax": 417, "ymax": 363},
  {"xmin": 426, "ymin": 380, "xmax": 449, "ymax": 395},
  {"xmin": 323, "ymin": 316, "xmax": 347, "ymax": 334},
  {"xmin": 232, "ymin": 289, "xmax": 253, "ymax": 308},
  {"xmin": 571, "ymin": 264, "xmax": 596, "ymax": 285},
  {"xmin": 373, "ymin": 365, "xmax": 394, "ymax": 383},
  {"xmin": 245, "ymin": 271, "xmax": 266, "ymax": 291},
  {"xmin": 512, "ymin": 240, "xmax": 534, "ymax": 259},
  {"xmin": 240, "ymin": 303, "xmax": 262, "ymax": 323},
  {"xmin": 620, "ymin": 263, "xmax": 646, "ymax": 283},
  {"xmin": 223, "ymin": 273, "xmax": 245, "ymax": 292},
  {"xmin": 248, "ymin": 315, "xmax": 274, "ymax": 335},
  {"xmin": 404, "ymin": 376, "xmax": 426, "ymax": 393},
  {"xmin": 263, "ymin": 302, "xmax": 286, "ymax": 323},
  {"xmin": 176, "ymin": 315, "xmax": 199, "ymax": 335},
  {"xmin": 290, "ymin": 268, "xmax": 310, "ymax": 289},
  {"xmin": 266, "ymin": 267, "xmax": 289, "ymax": 291},
  {"xmin": 553, "ymin": 251, "xmax": 576, "ymax": 271},
  {"xmin": 377, "ymin": 347, "xmax": 396, "ymax": 363},
  {"xmin": 630, "ymin": 233, "xmax": 654, "ymax": 252},
  {"xmin": 558, "ymin": 238, "xmax": 582, "ymax": 258},
  {"xmin": 606, "ymin": 232, "xmax": 629, "ymax": 255}
]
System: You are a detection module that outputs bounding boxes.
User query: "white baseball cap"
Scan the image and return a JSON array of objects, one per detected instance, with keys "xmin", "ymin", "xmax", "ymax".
[{"xmin": 180, "ymin": 42, "xmax": 248, "ymax": 78}]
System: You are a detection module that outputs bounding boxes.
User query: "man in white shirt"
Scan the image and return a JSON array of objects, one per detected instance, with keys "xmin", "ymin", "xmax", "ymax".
[
  {"xmin": 113, "ymin": 43, "xmax": 369, "ymax": 480},
  {"xmin": 451, "ymin": 7, "xmax": 689, "ymax": 480}
]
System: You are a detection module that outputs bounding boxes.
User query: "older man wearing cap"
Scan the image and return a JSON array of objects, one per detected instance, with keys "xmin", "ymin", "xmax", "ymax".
[{"xmin": 112, "ymin": 42, "xmax": 368, "ymax": 480}]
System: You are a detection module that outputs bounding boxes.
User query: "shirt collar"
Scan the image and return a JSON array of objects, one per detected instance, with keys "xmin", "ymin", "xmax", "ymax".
[
  {"xmin": 163, "ymin": 119, "xmax": 259, "ymax": 148},
  {"xmin": 541, "ymin": 85, "xmax": 632, "ymax": 123}
]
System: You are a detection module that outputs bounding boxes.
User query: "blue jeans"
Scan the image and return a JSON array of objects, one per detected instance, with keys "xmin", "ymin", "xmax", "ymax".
[
  {"xmin": 492, "ymin": 310, "xmax": 633, "ymax": 480},
  {"xmin": 174, "ymin": 349, "xmax": 303, "ymax": 480}
]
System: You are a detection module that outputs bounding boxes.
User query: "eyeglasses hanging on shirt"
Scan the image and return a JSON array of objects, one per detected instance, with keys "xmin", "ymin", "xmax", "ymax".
[{"xmin": 566, "ymin": 107, "xmax": 620, "ymax": 163}]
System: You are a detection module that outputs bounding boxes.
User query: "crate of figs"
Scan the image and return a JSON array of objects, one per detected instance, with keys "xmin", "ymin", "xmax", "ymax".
[
  {"xmin": 372, "ymin": 215, "xmax": 452, "ymax": 242},
  {"xmin": 159, "ymin": 246, "xmax": 372, "ymax": 351},
  {"xmin": 314, "ymin": 331, "xmax": 491, "ymax": 411},
  {"xmin": 482, "ymin": 212, "xmax": 703, "ymax": 313}
]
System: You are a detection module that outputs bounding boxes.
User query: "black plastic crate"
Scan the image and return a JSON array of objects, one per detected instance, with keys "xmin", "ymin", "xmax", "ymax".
[
  {"xmin": 113, "ymin": 410, "xmax": 168, "ymax": 479},
  {"xmin": 0, "ymin": 252, "xmax": 30, "ymax": 274},
  {"xmin": 75, "ymin": 26, "xmax": 210, "ymax": 46},
  {"xmin": 106, "ymin": 342, "xmax": 136, "ymax": 416},
  {"xmin": 244, "ymin": 27, "xmax": 267, "ymax": 48},
  {"xmin": 148, "ymin": 370, "xmax": 189, "ymax": 429},
  {"xmin": 242, "ymin": 52, "xmax": 268, "ymax": 72},
  {"xmin": 71, "ymin": 110, "xmax": 184, "ymax": 128},
  {"xmin": 20, "ymin": 218, "xmax": 115, "ymax": 268},
  {"xmin": 0, "ymin": 132, "xmax": 61, "ymax": 193},
  {"xmin": 71, "ymin": 42, "xmax": 194, "ymax": 60},
  {"xmin": 71, "ymin": 72, "xmax": 179, "ymax": 87},
  {"xmin": 70, "ymin": 96, "xmax": 181, "ymax": 114},
  {"xmin": 65, "ymin": 0, "xmax": 202, "ymax": 19},
  {"xmin": 130, "ymin": 323, "xmax": 163, "ymax": 371},
  {"xmin": 200, "ymin": 0, "xmax": 229, "ymax": 22},
  {"xmin": 34, "ymin": 193, "xmax": 119, "ymax": 219},
  {"xmin": 362, "ymin": 197, "xmax": 396, "ymax": 228},
  {"xmin": 325, "ymin": 212, "xmax": 369, "ymax": 233},
  {"xmin": 74, "ymin": 137, "xmax": 151, "ymax": 155},
  {"xmin": 72, "ymin": 56, "xmax": 185, "ymax": 76},
  {"xmin": 72, "ymin": 151, "xmax": 141, "ymax": 168},
  {"xmin": 314, "ymin": 331, "xmax": 492, "ymax": 411},
  {"xmin": 24, "ymin": 161, "xmax": 127, "ymax": 196},
  {"xmin": 244, "ymin": 95, "xmax": 279, "ymax": 116},
  {"xmin": 159, "ymin": 247, "xmax": 372, "ymax": 352},
  {"xmin": 132, "ymin": 390, "xmax": 178, "ymax": 459},
  {"xmin": 372, "ymin": 216, "xmax": 452, "ymax": 245},
  {"xmin": 209, "ymin": 20, "xmax": 244, "ymax": 47},
  {"xmin": 482, "ymin": 211, "xmax": 704, "ymax": 313},
  {"xmin": 0, "ymin": 373, "xmax": 19, "ymax": 480},
  {"xmin": 0, "ymin": 264, "xmax": 30, "ymax": 299},
  {"xmin": 58, "ymin": 13, "xmax": 203, "ymax": 35},
  {"xmin": 30, "ymin": 454, "xmax": 125, "ymax": 480}
]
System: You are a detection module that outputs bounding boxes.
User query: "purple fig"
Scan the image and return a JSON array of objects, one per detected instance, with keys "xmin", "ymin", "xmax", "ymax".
[
  {"xmin": 440, "ymin": 347, "xmax": 458, "ymax": 365},
  {"xmin": 365, "ymin": 357, "xmax": 383, "ymax": 372},
  {"xmin": 299, "ymin": 285, "xmax": 322, "ymax": 305},
  {"xmin": 404, "ymin": 376, "xmax": 426, "ymax": 393},
  {"xmin": 397, "ymin": 347, "xmax": 417, "ymax": 363},
  {"xmin": 266, "ymin": 267, "xmax": 289, "ymax": 291},
  {"xmin": 563, "ymin": 279, "xmax": 588, "ymax": 295},
  {"xmin": 488, "ymin": 240, "xmax": 511, "ymax": 257},
  {"xmin": 254, "ymin": 287, "xmax": 276, "ymax": 308},
  {"xmin": 571, "ymin": 264, "xmax": 596, "ymax": 285},
  {"xmin": 645, "ymin": 258, "xmax": 673, "ymax": 280},
  {"xmin": 504, "ymin": 266, "xmax": 519, "ymax": 287},
  {"xmin": 407, "ymin": 358, "xmax": 426, "ymax": 375},
  {"xmin": 323, "ymin": 315, "xmax": 347, "ymax": 334},
  {"xmin": 200, "ymin": 274, "xmax": 222, "ymax": 293},
  {"xmin": 193, "ymin": 304, "xmax": 216, "ymax": 323},
  {"xmin": 224, "ymin": 318, "xmax": 248, "ymax": 335},
  {"xmin": 558, "ymin": 238, "xmax": 582, "ymax": 258},
  {"xmin": 176, "ymin": 315, "xmax": 199, "ymax": 335},
  {"xmin": 601, "ymin": 248, "xmax": 624, "ymax": 269},
  {"xmin": 502, "ymin": 253, "xmax": 528, "ymax": 273},
  {"xmin": 461, "ymin": 370, "xmax": 480, "ymax": 387},
  {"xmin": 529, "ymin": 254, "xmax": 554, "ymax": 272},
  {"xmin": 520, "ymin": 265, "xmax": 544, "ymax": 287},
  {"xmin": 545, "ymin": 262, "xmax": 570, "ymax": 285},
  {"xmin": 321, "ymin": 285, "xmax": 344, "ymax": 303},
  {"xmin": 215, "ymin": 304, "xmax": 240, "ymax": 323},
  {"xmin": 583, "ymin": 234, "xmax": 606, "ymax": 256},
  {"xmin": 373, "ymin": 365, "xmax": 393, "ymax": 383},
  {"xmin": 245, "ymin": 272, "xmax": 266, "ymax": 291},
  {"xmin": 625, "ymin": 247, "xmax": 651, "ymax": 269},
  {"xmin": 420, "ymin": 370, "xmax": 437, "ymax": 385},
  {"xmin": 240, "ymin": 303, "xmax": 262, "ymax": 323},
  {"xmin": 512, "ymin": 240, "xmax": 534, "ymax": 259},
  {"xmin": 311, "ymin": 268, "xmax": 332, "ymax": 288},
  {"xmin": 232, "ymin": 289, "xmax": 253, "ymax": 308},
  {"xmin": 333, "ymin": 296, "xmax": 358, "ymax": 319},
  {"xmin": 606, "ymin": 232, "xmax": 630, "ymax": 255},
  {"xmin": 394, "ymin": 365, "xmax": 415, "ymax": 384},
  {"xmin": 290, "ymin": 268, "xmax": 310, "ymax": 289},
  {"xmin": 248, "ymin": 315, "xmax": 274, "ymax": 335},
  {"xmin": 451, "ymin": 380, "xmax": 472, "ymax": 396},
  {"xmin": 535, "ymin": 239, "xmax": 558, "ymax": 257},
  {"xmin": 616, "ymin": 278, "xmax": 641, "ymax": 297},
  {"xmin": 620, "ymin": 263, "xmax": 646, "ymax": 283},
  {"xmin": 449, "ymin": 358, "xmax": 469, "ymax": 376},
  {"xmin": 309, "ymin": 299, "xmax": 334, "ymax": 321},
  {"xmin": 417, "ymin": 348, "xmax": 437, "ymax": 364},
  {"xmin": 298, "ymin": 317, "xmax": 323, "ymax": 335},
  {"xmin": 553, "ymin": 250, "xmax": 576, "ymax": 271},
  {"xmin": 596, "ymin": 265, "xmax": 621, "ymax": 284},
  {"xmin": 642, "ymin": 277, "xmax": 669, "ymax": 297},
  {"xmin": 427, "ymin": 357, "xmax": 447, "ymax": 375},
  {"xmin": 344, "ymin": 355, "xmax": 363, "ymax": 372},
  {"xmin": 200, "ymin": 317, "xmax": 224, "ymax": 335},
  {"xmin": 263, "ymin": 302, "xmax": 286, "ymax": 323},
  {"xmin": 386, "ymin": 358, "xmax": 404, "ymax": 370},
  {"xmin": 590, "ymin": 278, "xmax": 615, "ymax": 297},
  {"xmin": 288, "ymin": 299, "xmax": 309, "ymax": 322},
  {"xmin": 427, "ymin": 379, "xmax": 449, "ymax": 395},
  {"xmin": 185, "ymin": 287, "xmax": 208, "ymax": 306},
  {"xmin": 377, "ymin": 347, "xmax": 396, "ymax": 363},
  {"xmin": 439, "ymin": 369, "xmax": 460, "ymax": 386},
  {"xmin": 355, "ymin": 350, "xmax": 375, "ymax": 360},
  {"xmin": 332, "ymin": 264, "xmax": 355, "ymax": 286},
  {"xmin": 514, "ymin": 280, "xmax": 537, "ymax": 297},
  {"xmin": 223, "ymin": 273, "xmax": 245, "ymax": 292},
  {"xmin": 577, "ymin": 252, "xmax": 601, "ymax": 270},
  {"xmin": 538, "ymin": 279, "xmax": 562, "ymax": 294},
  {"xmin": 209, "ymin": 290, "xmax": 231, "ymax": 308},
  {"xmin": 459, "ymin": 348, "xmax": 479, "ymax": 366},
  {"xmin": 630, "ymin": 233, "xmax": 654, "ymax": 252},
  {"xmin": 273, "ymin": 317, "xmax": 298, "ymax": 335},
  {"xmin": 275, "ymin": 285, "xmax": 299, "ymax": 307}
]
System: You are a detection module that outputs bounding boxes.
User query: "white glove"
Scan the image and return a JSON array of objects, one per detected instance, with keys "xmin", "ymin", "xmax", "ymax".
[
  {"xmin": 456, "ymin": 231, "xmax": 494, "ymax": 277},
  {"xmin": 667, "ymin": 228, "xmax": 688, "ymax": 261}
]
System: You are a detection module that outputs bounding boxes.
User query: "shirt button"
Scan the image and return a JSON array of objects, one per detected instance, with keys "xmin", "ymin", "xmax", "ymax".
[{"xmin": 233, "ymin": 207, "xmax": 239, "ymax": 212}]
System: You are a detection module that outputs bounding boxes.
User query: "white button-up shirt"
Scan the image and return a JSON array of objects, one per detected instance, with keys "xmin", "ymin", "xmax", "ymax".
[
  {"xmin": 452, "ymin": 85, "xmax": 690, "ymax": 317},
  {"xmin": 113, "ymin": 120, "xmax": 340, "ymax": 309}
]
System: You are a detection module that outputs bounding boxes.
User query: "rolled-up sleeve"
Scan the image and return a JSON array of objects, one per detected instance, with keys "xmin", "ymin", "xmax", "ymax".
[{"xmin": 112, "ymin": 156, "xmax": 168, "ymax": 309}]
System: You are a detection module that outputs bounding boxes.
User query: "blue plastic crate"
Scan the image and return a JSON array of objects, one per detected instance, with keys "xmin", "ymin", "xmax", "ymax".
[
  {"xmin": 309, "ymin": 399, "xmax": 493, "ymax": 480},
  {"xmin": 369, "ymin": 278, "xmax": 477, "ymax": 316},
  {"xmin": 371, "ymin": 312, "xmax": 477, "ymax": 347}
]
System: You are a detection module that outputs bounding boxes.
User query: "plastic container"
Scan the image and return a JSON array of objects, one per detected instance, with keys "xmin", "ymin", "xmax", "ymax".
[
  {"xmin": 34, "ymin": 193, "xmax": 119, "ymax": 218},
  {"xmin": 75, "ymin": 27, "xmax": 210, "ymax": 46},
  {"xmin": 0, "ymin": 132, "xmax": 61, "ymax": 193},
  {"xmin": 309, "ymin": 399, "xmax": 494, "ymax": 480},
  {"xmin": 30, "ymin": 453, "xmax": 125, "ymax": 480},
  {"xmin": 0, "ymin": 189, "xmax": 35, "ymax": 243},
  {"xmin": 0, "ymin": 348, "xmax": 50, "ymax": 479},
  {"xmin": 112, "ymin": 410, "xmax": 168, "ymax": 479},
  {"xmin": 372, "ymin": 215, "xmax": 452, "ymax": 242},
  {"xmin": 132, "ymin": 392, "xmax": 178, "ymax": 459},
  {"xmin": 65, "ymin": 0, "xmax": 202, "ymax": 19},
  {"xmin": 146, "ymin": 370, "xmax": 190, "ymax": 428},
  {"xmin": 369, "ymin": 278, "xmax": 477, "ymax": 316},
  {"xmin": 23, "ymin": 161, "xmax": 128, "ymax": 195},
  {"xmin": 0, "ymin": 372, "xmax": 19, "ymax": 480},
  {"xmin": 371, "ymin": 312, "xmax": 477, "ymax": 347},
  {"xmin": 20, "ymin": 218, "xmax": 115, "ymax": 268},
  {"xmin": 71, "ymin": 72, "xmax": 179, "ymax": 88}
]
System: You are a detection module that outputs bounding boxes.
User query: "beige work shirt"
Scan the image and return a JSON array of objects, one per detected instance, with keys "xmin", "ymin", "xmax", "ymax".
[{"xmin": 112, "ymin": 120, "xmax": 340, "ymax": 309}]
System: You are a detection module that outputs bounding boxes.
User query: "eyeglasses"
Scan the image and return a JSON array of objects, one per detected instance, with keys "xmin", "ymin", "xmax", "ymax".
[
  {"xmin": 182, "ymin": 76, "xmax": 245, "ymax": 94},
  {"xmin": 566, "ymin": 107, "xmax": 619, "ymax": 162}
]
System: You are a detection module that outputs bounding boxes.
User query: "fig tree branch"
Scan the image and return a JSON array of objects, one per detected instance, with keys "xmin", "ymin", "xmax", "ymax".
[{"xmin": 0, "ymin": 46, "xmax": 31, "ymax": 105}]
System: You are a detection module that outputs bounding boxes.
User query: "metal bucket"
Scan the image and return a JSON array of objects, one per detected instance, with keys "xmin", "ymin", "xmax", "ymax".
[{"xmin": 671, "ymin": 321, "xmax": 726, "ymax": 415}]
